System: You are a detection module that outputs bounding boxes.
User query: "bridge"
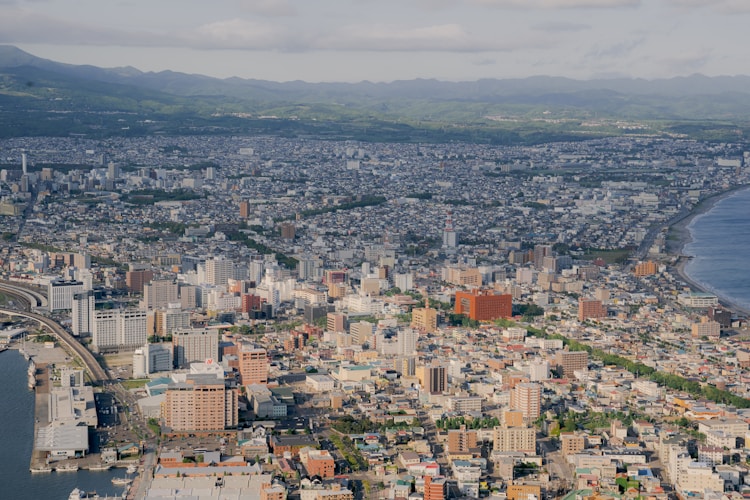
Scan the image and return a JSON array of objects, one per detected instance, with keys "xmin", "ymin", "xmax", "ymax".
[
  {"xmin": 0, "ymin": 283, "xmax": 109, "ymax": 384},
  {"xmin": 0, "ymin": 279, "xmax": 48, "ymax": 309}
]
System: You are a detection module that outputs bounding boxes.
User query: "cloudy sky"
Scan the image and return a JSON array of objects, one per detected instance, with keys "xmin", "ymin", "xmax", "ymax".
[{"xmin": 1, "ymin": 0, "xmax": 748, "ymax": 83}]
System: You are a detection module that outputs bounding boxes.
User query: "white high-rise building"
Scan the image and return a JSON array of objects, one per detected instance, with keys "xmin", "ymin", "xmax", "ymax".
[
  {"xmin": 172, "ymin": 328, "xmax": 218, "ymax": 368},
  {"xmin": 48, "ymin": 280, "xmax": 84, "ymax": 312},
  {"xmin": 397, "ymin": 328, "xmax": 418, "ymax": 357},
  {"xmin": 92, "ymin": 308, "xmax": 148, "ymax": 352},
  {"xmin": 143, "ymin": 280, "xmax": 179, "ymax": 310},
  {"xmin": 205, "ymin": 257, "xmax": 233, "ymax": 286},
  {"xmin": 71, "ymin": 291, "xmax": 94, "ymax": 337}
]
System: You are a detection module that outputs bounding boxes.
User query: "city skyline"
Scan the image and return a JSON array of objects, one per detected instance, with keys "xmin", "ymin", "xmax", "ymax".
[{"xmin": 0, "ymin": 0, "xmax": 748, "ymax": 83}]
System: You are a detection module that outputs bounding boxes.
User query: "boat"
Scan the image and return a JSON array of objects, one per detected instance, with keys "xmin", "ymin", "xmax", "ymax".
[
  {"xmin": 68, "ymin": 488, "xmax": 100, "ymax": 499},
  {"xmin": 111, "ymin": 477, "xmax": 132, "ymax": 486},
  {"xmin": 30, "ymin": 466, "xmax": 52, "ymax": 473},
  {"xmin": 57, "ymin": 463, "xmax": 79, "ymax": 472},
  {"xmin": 126, "ymin": 464, "xmax": 137, "ymax": 474},
  {"xmin": 88, "ymin": 463, "xmax": 112, "ymax": 471}
]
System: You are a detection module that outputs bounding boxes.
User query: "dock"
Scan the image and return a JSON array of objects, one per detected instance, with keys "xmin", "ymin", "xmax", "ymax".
[{"xmin": 29, "ymin": 362, "xmax": 50, "ymax": 471}]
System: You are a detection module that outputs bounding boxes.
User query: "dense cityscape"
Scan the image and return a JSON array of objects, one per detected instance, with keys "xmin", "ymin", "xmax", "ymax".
[{"xmin": 2, "ymin": 132, "xmax": 750, "ymax": 500}]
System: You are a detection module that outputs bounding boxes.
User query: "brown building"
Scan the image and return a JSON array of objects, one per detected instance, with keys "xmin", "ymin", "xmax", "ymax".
[
  {"xmin": 239, "ymin": 201, "xmax": 251, "ymax": 218},
  {"xmin": 447, "ymin": 425, "xmax": 478, "ymax": 454},
  {"xmin": 237, "ymin": 342, "xmax": 268, "ymax": 385},
  {"xmin": 578, "ymin": 297, "xmax": 606, "ymax": 321},
  {"xmin": 126, "ymin": 269, "xmax": 154, "ymax": 294},
  {"xmin": 416, "ymin": 364, "xmax": 447, "ymax": 394},
  {"xmin": 634, "ymin": 260, "xmax": 658, "ymax": 277},
  {"xmin": 454, "ymin": 290, "xmax": 512, "ymax": 321},
  {"xmin": 301, "ymin": 449, "xmax": 336, "ymax": 478},
  {"xmin": 280, "ymin": 222, "xmax": 296, "ymax": 240},
  {"xmin": 423, "ymin": 476, "xmax": 446, "ymax": 500},
  {"xmin": 241, "ymin": 293, "xmax": 263, "ymax": 314},
  {"xmin": 556, "ymin": 350, "xmax": 588, "ymax": 378},
  {"xmin": 163, "ymin": 374, "xmax": 238, "ymax": 432}
]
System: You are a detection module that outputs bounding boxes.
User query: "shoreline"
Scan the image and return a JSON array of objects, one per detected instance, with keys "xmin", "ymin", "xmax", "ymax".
[{"xmin": 668, "ymin": 184, "xmax": 750, "ymax": 317}]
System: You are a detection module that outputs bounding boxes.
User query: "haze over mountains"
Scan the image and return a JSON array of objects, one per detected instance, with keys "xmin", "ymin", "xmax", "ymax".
[{"xmin": 2, "ymin": 45, "xmax": 750, "ymax": 142}]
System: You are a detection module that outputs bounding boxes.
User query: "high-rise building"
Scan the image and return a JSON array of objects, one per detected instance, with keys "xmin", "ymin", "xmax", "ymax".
[
  {"xmin": 350, "ymin": 321, "xmax": 374, "ymax": 346},
  {"xmin": 239, "ymin": 201, "xmax": 251, "ymax": 218},
  {"xmin": 143, "ymin": 279, "xmax": 179, "ymax": 310},
  {"xmin": 443, "ymin": 267, "xmax": 482, "ymax": 287},
  {"xmin": 205, "ymin": 257, "xmax": 234, "ymax": 286},
  {"xmin": 411, "ymin": 307, "xmax": 438, "ymax": 333},
  {"xmin": 48, "ymin": 279, "xmax": 84, "ymax": 312},
  {"xmin": 510, "ymin": 382, "xmax": 541, "ymax": 422},
  {"xmin": 172, "ymin": 328, "xmax": 219, "ymax": 368},
  {"xmin": 327, "ymin": 312, "xmax": 347, "ymax": 333},
  {"xmin": 397, "ymin": 328, "xmax": 418, "ymax": 357},
  {"xmin": 163, "ymin": 374, "xmax": 238, "ymax": 431},
  {"xmin": 92, "ymin": 308, "xmax": 148, "ymax": 352},
  {"xmin": 237, "ymin": 342, "xmax": 268, "ymax": 385},
  {"xmin": 447, "ymin": 425, "xmax": 478, "ymax": 454},
  {"xmin": 279, "ymin": 222, "xmax": 296, "ymax": 240},
  {"xmin": 126, "ymin": 269, "xmax": 154, "ymax": 294},
  {"xmin": 424, "ymin": 476, "xmax": 447, "ymax": 500},
  {"xmin": 154, "ymin": 307, "xmax": 191, "ymax": 337},
  {"xmin": 493, "ymin": 425, "xmax": 536, "ymax": 453},
  {"xmin": 533, "ymin": 244, "xmax": 553, "ymax": 269},
  {"xmin": 71, "ymin": 290, "xmax": 94, "ymax": 336},
  {"xmin": 417, "ymin": 363, "xmax": 447, "ymax": 394},
  {"xmin": 454, "ymin": 290, "xmax": 512, "ymax": 321},
  {"xmin": 442, "ymin": 211, "xmax": 457, "ymax": 249},
  {"xmin": 556, "ymin": 350, "xmax": 588, "ymax": 378}
]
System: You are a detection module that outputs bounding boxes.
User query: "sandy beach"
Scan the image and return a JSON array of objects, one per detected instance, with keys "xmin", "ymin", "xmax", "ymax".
[{"xmin": 668, "ymin": 185, "xmax": 750, "ymax": 316}]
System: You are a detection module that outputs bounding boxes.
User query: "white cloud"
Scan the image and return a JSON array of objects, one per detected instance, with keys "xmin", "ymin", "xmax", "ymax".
[
  {"xmin": 190, "ymin": 18, "xmax": 296, "ymax": 50},
  {"xmin": 315, "ymin": 23, "xmax": 548, "ymax": 52}
]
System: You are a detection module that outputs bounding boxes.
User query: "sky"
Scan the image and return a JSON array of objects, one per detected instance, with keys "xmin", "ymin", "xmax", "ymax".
[{"xmin": 0, "ymin": 0, "xmax": 749, "ymax": 83}]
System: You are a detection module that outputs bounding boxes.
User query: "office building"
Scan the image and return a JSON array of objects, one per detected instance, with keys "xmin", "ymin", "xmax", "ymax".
[
  {"xmin": 578, "ymin": 297, "xmax": 607, "ymax": 321},
  {"xmin": 454, "ymin": 290, "xmax": 512, "ymax": 321},
  {"xmin": 71, "ymin": 290, "xmax": 94, "ymax": 336},
  {"xmin": 48, "ymin": 279, "xmax": 84, "ymax": 312},
  {"xmin": 556, "ymin": 350, "xmax": 588, "ymax": 378},
  {"xmin": 493, "ymin": 425, "xmax": 536, "ymax": 453},
  {"xmin": 411, "ymin": 306, "xmax": 438, "ymax": 333},
  {"xmin": 92, "ymin": 308, "xmax": 148, "ymax": 352},
  {"xmin": 237, "ymin": 342, "xmax": 268, "ymax": 385},
  {"xmin": 154, "ymin": 306, "xmax": 191, "ymax": 337},
  {"xmin": 205, "ymin": 257, "xmax": 234, "ymax": 286},
  {"xmin": 143, "ymin": 279, "xmax": 179, "ymax": 310},
  {"xmin": 126, "ymin": 268, "xmax": 154, "ymax": 294},
  {"xmin": 172, "ymin": 328, "xmax": 219, "ymax": 368},
  {"xmin": 417, "ymin": 363, "xmax": 447, "ymax": 394},
  {"xmin": 163, "ymin": 374, "xmax": 238, "ymax": 432},
  {"xmin": 327, "ymin": 312, "xmax": 347, "ymax": 333}
]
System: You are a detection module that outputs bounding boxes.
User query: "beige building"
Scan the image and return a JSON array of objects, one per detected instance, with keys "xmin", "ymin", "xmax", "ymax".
[
  {"xmin": 493, "ymin": 425, "xmax": 536, "ymax": 453},
  {"xmin": 163, "ymin": 374, "xmax": 238, "ymax": 432},
  {"xmin": 411, "ymin": 307, "xmax": 438, "ymax": 333},
  {"xmin": 443, "ymin": 267, "xmax": 482, "ymax": 287}
]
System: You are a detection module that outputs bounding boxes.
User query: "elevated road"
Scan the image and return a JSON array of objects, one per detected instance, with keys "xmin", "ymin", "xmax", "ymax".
[
  {"xmin": 0, "ymin": 279, "xmax": 47, "ymax": 308},
  {"xmin": 1, "ymin": 307, "xmax": 110, "ymax": 384},
  {"xmin": 0, "ymin": 282, "xmax": 108, "ymax": 384}
]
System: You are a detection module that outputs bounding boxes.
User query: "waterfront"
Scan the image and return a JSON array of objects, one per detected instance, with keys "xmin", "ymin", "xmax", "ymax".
[
  {"xmin": 683, "ymin": 186, "xmax": 750, "ymax": 314},
  {"xmin": 0, "ymin": 350, "xmax": 125, "ymax": 500}
]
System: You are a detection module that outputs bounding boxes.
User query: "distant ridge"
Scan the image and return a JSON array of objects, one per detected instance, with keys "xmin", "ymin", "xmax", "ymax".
[{"xmin": 2, "ymin": 44, "xmax": 750, "ymax": 141}]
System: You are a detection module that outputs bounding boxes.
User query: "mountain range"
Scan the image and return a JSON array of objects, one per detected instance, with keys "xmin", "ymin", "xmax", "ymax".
[{"xmin": 2, "ymin": 45, "xmax": 750, "ymax": 142}]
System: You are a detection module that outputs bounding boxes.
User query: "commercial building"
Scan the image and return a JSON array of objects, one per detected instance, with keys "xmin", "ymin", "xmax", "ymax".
[
  {"xmin": 71, "ymin": 290, "xmax": 94, "ymax": 336},
  {"xmin": 454, "ymin": 290, "xmax": 512, "ymax": 321},
  {"xmin": 417, "ymin": 363, "xmax": 447, "ymax": 394},
  {"xmin": 163, "ymin": 374, "xmax": 238, "ymax": 432},
  {"xmin": 237, "ymin": 342, "xmax": 268, "ymax": 385},
  {"xmin": 411, "ymin": 307, "xmax": 438, "ymax": 333},
  {"xmin": 172, "ymin": 328, "xmax": 219, "ymax": 368},
  {"xmin": 556, "ymin": 350, "xmax": 589, "ymax": 378},
  {"xmin": 48, "ymin": 279, "xmax": 84, "ymax": 312},
  {"xmin": 578, "ymin": 297, "xmax": 607, "ymax": 321},
  {"xmin": 92, "ymin": 308, "xmax": 148, "ymax": 352}
]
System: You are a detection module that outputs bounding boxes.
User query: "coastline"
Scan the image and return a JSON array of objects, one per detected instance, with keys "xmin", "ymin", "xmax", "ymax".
[{"xmin": 668, "ymin": 184, "xmax": 750, "ymax": 317}]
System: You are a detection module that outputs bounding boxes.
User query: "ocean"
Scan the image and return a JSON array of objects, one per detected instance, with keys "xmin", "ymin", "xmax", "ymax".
[
  {"xmin": 0, "ymin": 350, "xmax": 126, "ymax": 500},
  {"xmin": 684, "ymin": 186, "xmax": 750, "ymax": 312}
]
